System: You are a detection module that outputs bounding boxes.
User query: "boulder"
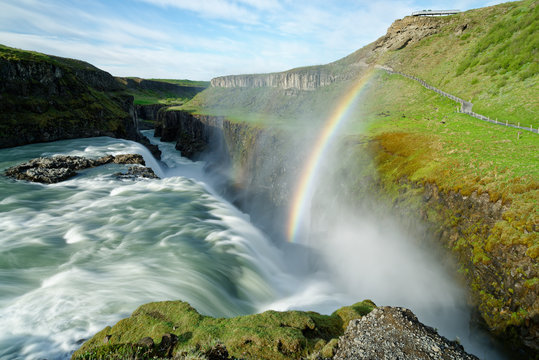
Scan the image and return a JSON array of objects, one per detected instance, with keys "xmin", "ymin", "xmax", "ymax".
[
  {"xmin": 334, "ymin": 306, "xmax": 479, "ymax": 360},
  {"xmin": 5, "ymin": 154, "xmax": 157, "ymax": 183}
]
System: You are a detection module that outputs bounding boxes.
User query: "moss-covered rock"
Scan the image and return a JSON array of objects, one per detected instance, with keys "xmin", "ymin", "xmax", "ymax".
[{"xmin": 72, "ymin": 300, "xmax": 376, "ymax": 360}]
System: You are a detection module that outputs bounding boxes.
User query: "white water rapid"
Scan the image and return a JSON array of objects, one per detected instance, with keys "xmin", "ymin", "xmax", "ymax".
[{"xmin": 0, "ymin": 132, "xmax": 506, "ymax": 359}]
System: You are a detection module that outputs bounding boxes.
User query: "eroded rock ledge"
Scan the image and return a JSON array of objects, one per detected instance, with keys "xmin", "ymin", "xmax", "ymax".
[
  {"xmin": 335, "ymin": 307, "xmax": 478, "ymax": 360},
  {"xmin": 4, "ymin": 154, "xmax": 158, "ymax": 183},
  {"xmin": 72, "ymin": 300, "xmax": 479, "ymax": 360}
]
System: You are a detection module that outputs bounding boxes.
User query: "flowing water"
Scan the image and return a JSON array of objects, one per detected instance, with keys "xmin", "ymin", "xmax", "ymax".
[{"xmin": 0, "ymin": 132, "xmax": 505, "ymax": 359}]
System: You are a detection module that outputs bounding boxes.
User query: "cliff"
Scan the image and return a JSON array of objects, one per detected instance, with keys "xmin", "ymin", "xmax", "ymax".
[
  {"xmin": 154, "ymin": 110, "xmax": 299, "ymax": 239},
  {"xmin": 0, "ymin": 45, "xmax": 139, "ymax": 148},
  {"xmin": 117, "ymin": 77, "xmax": 208, "ymax": 105},
  {"xmin": 154, "ymin": 104, "xmax": 537, "ymax": 356},
  {"xmin": 208, "ymin": 0, "xmax": 537, "ymax": 129},
  {"xmin": 210, "ymin": 64, "xmax": 361, "ymax": 91}
]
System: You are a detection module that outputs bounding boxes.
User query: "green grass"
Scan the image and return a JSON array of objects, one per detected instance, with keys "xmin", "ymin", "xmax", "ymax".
[
  {"xmin": 148, "ymin": 79, "xmax": 210, "ymax": 88},
  {"xmin": 355, "ymin": 70, "xmax": 537, "ymax": 232},
  {"xmin": 179, "ymin": 76, "xmax": 363, "ymax": 130},
  {"xmin": 73, "ymin": 300, "xmax": 375, "ymax": 360},
  {"xmin": 0, "ymin": 44, "xmax": 99, "ymax": 71},
  {"xmin": 377, "ymin": 0, "xmax": 538, "ymax": 128},
  {"xmin": 121, "ymin": 78, "xmax": 209, "ymax": 106}
]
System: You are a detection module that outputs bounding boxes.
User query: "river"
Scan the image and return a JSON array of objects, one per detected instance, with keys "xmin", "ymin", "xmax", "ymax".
[{"xmin": 0, "ymin": 131, "xmax": 505, "ymax": 359}]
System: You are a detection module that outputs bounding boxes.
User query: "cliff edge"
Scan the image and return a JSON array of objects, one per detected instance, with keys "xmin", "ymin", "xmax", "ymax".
[{"xmin": 0, "ymin": 45, "xmax": 138, "ymax": 148}]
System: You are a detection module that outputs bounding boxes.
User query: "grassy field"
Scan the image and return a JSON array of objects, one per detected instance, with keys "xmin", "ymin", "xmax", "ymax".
[
  {"xmin": 74, "ymin": 300, "xmax": 375, "ymax": 360},
  {"xmin": 353, "ymin": 70, "xmax": 537, "ymax": 249},
  {"xmin": 375, "ymin": 0, "xmax": 538, "ymax": 128},
  {"xmin": 117, "ymin": 77, "xmax": 209, "ymax": 106},
  {"xmin": 148, "ymin": 78, "xmax": 210, "ymax": 88}
]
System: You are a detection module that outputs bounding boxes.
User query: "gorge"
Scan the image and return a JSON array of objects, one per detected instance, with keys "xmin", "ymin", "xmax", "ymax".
[{"xmin": 0, "ymin": 1, "xmax": 537, "ymax": 359}]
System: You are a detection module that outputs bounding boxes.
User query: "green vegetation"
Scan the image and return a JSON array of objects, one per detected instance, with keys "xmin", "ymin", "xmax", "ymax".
[
  {"xmin": 73, "ymin": 300, "xmax": 375, "ymax": 360},
  {"xmin": 118, "ymin": 77, "xmax": 209, "ymax": 106},
  {"xmin": 376, "ymin": 0, "xmax": 538, "ymax": 127},
  {"xmin": 0, "ymin": 45, "xmax": 132, "ymax": 146},
  {"xmin": 0, "ymin": 44, "xmax": 100, "ymax": 71},
  {"xmin": 174, "ymin": 1, "xmax": 538, "ymax": 347},
  {"xmin": 149, "ymin": 79, "xmax": 211, "ymax": 88},
  {"xmin": 333, "ymin": 69, "xmax": 538, "ymax": 341}
]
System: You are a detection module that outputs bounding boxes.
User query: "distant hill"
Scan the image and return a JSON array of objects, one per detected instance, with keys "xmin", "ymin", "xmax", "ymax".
[
  {"xmin": 203, "ymin": 0, "xmax": 537, "ymax": 128},
  {"xmin": 0, "ymin": 44, "xmax": 138, "ymax": 147},
  {"xmin": 116, "ymin": 77, "xmax": 209, "ymax": 105}
]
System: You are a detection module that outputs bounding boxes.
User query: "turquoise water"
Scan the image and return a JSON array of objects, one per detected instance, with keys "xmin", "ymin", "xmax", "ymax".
[
  {"xmin": 0, "ymin": 132, "xmax": 505, "ymax": 359},
  {"xmin": 0, "ymin": 136, "xmax": 297, "ymax": 359}
]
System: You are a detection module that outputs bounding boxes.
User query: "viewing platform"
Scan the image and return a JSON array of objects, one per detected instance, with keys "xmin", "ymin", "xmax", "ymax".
[{"xmin": 412, "ymin": 9, "xmax": 461, "ymax": 16}]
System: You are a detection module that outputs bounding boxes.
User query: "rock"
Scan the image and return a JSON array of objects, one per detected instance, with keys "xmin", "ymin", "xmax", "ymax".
[
  {"xmin": 205, "ymin": 343, "xmax": 230, "ymax": 360},
  {"xmin": 0, "ymin": 46, "xmax": 138, "ymax": 149},
  {"xmin": 158, "ymin": 333, "xmax": 178, "ymax": 357},
  {"xmin": 114, "ymin": 166, "xmax": 159, "ymax": 179},
  {"xmin": 137, "ymin": 337, "xmax": 154, "ymax": 348},
  {"xmin": 5, "ymin": 154, "xmax": 155, "ymax": 183},
  {"xmin": 334, "ymin": 306, "xmax": 479, "ymax": 360},
  {"xmin": 110, "ymin": 153, "xmax": 145, "ymax": 165}
]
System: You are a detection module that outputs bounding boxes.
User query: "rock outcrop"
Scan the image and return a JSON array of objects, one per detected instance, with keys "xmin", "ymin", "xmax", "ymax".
[
  {"xmin": 135, "ymin": 103, "xmax": 168, "ymax": 129},
  {"xmin": 4, "ymin": 154, "xmax": 157, "ymax": 183},
  {"xmin": 116, "ymin": 77, "xmax": 207, "ymax": 98},
  {"xmin": 209, "ymin": 15, "xmax": 448, "ymax": 92},
  {"xmin": 210, "ymin": 66, "xmax": 361, "ymax": 91},
  {"xmin": 0, "ymin": 45, "xmax": 138, "ymax": 148},
  {"xmin": 154, "ymin": 109, "xmax": 298, "ymax": 239},
  {"xmin": 335, "ymin": 307, "xmax": 479, "ymax": 360}
]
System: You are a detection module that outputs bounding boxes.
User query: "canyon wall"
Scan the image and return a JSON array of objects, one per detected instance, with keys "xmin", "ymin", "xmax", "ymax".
[
  {"xmin": 155, "ymin": 109, "xmax": 537, "ymax": 356},
  {"xmin": 210, "ymin": 65, "xmax": 361, "ymax": 91},
  {"xmin": 0, "ymin": 46, "xmax": 140, "ymax": 148}
]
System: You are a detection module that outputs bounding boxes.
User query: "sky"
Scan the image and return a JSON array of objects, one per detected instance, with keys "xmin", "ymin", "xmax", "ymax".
[{"xmin": 0, "ymin": 0, "xmax": 506, "ymax": 80}]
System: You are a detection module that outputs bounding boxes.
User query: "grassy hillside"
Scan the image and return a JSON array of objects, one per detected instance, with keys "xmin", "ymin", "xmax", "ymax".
[
  {"xmin": 118, "ymin": 77, "xmax": 209, "ymax": 105},
  {"xmin": 0, "ymin": 45, "xmax": 134, "ymax": 147},
  {"xmin": 181, "ymin": 0, "xmax": 538, "ymax": 351},
  {"xmin": 73, "ymin": 300, "xmax": 375, "ymax": 359},
  {"xmin": 371, "ymin": 0, "xmax": 538, "ymax": 128}
]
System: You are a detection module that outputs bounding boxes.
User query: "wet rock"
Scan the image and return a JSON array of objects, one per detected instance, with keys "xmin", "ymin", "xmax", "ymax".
[
  {"xmin": 114, "ymin": 166, "xmax": 159, "ymax": 179},
  {"xmin": 5, "ymin": 154, "xmax": 154, "ymax": 183},
  {"xmin": 334, "ymin": 306, "xmax": 479, "ymax": 360},
  {"xmin": 111, "ymin": 153, "xmax": 145, "ymax": 165}
]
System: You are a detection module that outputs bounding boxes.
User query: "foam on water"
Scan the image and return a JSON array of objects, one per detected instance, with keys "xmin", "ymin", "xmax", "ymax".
[
  {"xmin": 0, "ymin": 133, "xmax": 507, "ymax": 360},
  {"xmin": 0, "ymin": 136, "xmax": 293, "ymax": 359}
]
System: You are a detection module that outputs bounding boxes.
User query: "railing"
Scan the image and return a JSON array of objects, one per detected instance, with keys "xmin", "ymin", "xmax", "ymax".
[
  {"xmin": 412, "ymin": 10, "xmax": 461, "ymax": 16},
  {"xmin": 374, "ymin": 65, "xmax": 538, "ymax": 134}
]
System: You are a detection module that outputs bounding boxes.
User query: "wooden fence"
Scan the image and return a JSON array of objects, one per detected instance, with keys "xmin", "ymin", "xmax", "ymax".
[{"xmin": 376, "ymin": 66, "xmax": 538, "ymax": 134}]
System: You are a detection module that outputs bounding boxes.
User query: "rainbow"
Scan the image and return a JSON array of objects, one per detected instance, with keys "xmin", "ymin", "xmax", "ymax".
[{"xmin": 286, "ymin": 69, "xmax": 375, "ymax": 243}]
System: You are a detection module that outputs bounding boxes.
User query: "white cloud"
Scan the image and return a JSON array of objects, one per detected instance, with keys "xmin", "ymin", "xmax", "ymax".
[
  {"xmin": 136, "ymin": 0, "xmax": 260, "ymax": 23},
  {"xmin": 0, "ymin": 0, "xmax": 510, "ymax": 80}
]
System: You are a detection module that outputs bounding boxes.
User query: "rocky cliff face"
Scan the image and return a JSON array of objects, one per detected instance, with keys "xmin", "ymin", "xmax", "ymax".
[
  {"xmin": 210, "ymin": 65, "xmax": 363, "ymax": 91},
  {"xmin": 155, "ymin": 110, "xmax": 537, "ymax": 356},
  {"xmin": 0, "ymin": 45, "xmax": 138, "ymax": 148},
  {"xmin": 136, "ymin": 104, "xmax": 168, "ymax": 122},
  {"xmin": 209, "ymin": 15, "xmax": 449, "ymax": 91},
  {"xmin": 154, "ymin": 109, "xmax": 301, "ymax": 239}
]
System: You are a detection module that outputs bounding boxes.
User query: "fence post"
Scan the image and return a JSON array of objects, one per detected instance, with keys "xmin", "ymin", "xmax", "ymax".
[
  {"xmin": 518, "ymin": 122, "xmax": 520, "ymax": 128},
  {"xmin": 506, "ymin": 120, "xmax": 508, "ymax": 126}
]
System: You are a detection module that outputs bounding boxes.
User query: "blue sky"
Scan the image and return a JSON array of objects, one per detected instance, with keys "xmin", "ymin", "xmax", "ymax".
[{"xmin": 0, "ymin": 0, "xmax": 505, "ymax": 80}]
